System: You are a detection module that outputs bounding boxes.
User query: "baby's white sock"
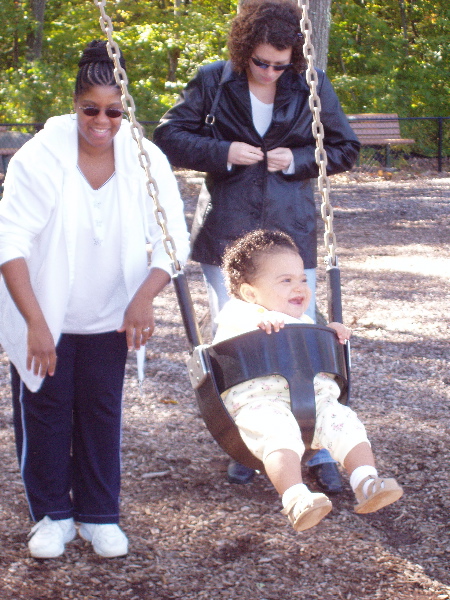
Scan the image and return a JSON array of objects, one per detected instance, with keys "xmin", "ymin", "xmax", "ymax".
[
  {"xmin": 282, "ymin": 483, "xmax": 310, "ymax": 508},
  {"xmin": 350, "ymin": 465, "xmax": 378, "ymax": 495}
]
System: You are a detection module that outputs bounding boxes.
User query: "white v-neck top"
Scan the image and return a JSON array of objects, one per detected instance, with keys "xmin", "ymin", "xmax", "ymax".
[
  {"xmin": 62, "ymin": 171, "xmax": 128, "ymax": 333},
  {"xmin": 249, "ymin": 92, "xmax": 294, "ymax": 174},
  {"xmin": 250, "ymin": 91, "xmax": 274, "ymax": 137}
]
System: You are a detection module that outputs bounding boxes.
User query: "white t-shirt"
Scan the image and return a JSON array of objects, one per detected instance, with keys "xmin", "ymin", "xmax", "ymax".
[
  {"xmin": 249, "ymin": 92, "xmax": 295, "ymax": 175},
  {"xmin": 250, "ymin": 91, "xmax": 273, "ymax": 137},
  {"xmin": 62, "ymin": 171, "xmax": 129, "ymax": 333}
]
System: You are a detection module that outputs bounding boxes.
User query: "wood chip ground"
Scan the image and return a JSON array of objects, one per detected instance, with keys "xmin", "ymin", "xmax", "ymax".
[{"xmin": 0, "ymin": 167, "xmax": 449, "ymax": 600}]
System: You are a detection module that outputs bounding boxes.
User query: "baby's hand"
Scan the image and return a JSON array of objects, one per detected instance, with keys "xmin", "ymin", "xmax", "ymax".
[
  {"xmin": 328, "ymin": 322, "xmax": 352, "ymax": 344},
  {"xmin": 257, "ymin": 318, "xmax": 285, "ymax": 335}
]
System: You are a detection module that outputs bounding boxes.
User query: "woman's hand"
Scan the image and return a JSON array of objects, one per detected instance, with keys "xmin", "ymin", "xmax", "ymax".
[
  {"xmin": 328, "ymin": 322, "xmax": 352, "ymax": 344},
  {"xmin": 228, "ymin": 142, "xmax": 264, "ymax": 165},
  {"xmin": 257, "ymin": 318, "xmax": 285, "ymax": 335},
  {"xmin": 117, "ymin": 267, "xmax": 170, "ymax": 351},
  {"xmin": 266, "ymin": 147, "xmax": 293, "ymax": 172},
  {"xmin": 27, "ymin": 318, "xmax": 57, "ymax": 378},
  {"xmin": 0, "ymin": 257, "xmax": 57, "ymax": 378},
  {"xmin": 118, "ymin": 292, "xmax": 155, "ymax": 351}
]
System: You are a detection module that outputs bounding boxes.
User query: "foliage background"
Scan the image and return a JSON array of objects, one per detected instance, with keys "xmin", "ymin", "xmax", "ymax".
[{"xmin": 0, "ymin": 0, "xmax": 449, "ymax": 153}]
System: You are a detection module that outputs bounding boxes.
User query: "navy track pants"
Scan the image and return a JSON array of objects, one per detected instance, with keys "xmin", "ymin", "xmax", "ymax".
[{"xmin": 11, "ymin": 330, "xmax": 128, "ymax": 524}]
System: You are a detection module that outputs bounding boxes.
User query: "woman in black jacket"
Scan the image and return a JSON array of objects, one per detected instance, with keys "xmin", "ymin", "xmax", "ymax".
[{"xmin": 153, "ymin": 0, "xmax": 360, "ymax": 488}]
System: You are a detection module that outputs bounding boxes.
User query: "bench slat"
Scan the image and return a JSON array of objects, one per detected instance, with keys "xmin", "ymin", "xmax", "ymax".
[{"xmin": 347, "ymin": 113, "xmax": 415, "ymax": 147}]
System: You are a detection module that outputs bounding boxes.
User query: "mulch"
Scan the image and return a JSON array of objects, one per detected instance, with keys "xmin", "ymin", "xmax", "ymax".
[{"xmin": 0, "ymin": 167, "xmax": 449, "ymax": 600}]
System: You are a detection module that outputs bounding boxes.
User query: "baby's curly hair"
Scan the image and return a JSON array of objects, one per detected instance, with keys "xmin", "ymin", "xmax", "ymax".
[
  {"xmin": 228, "ymin": 0, "xmax": 306, "ymax": 74},
  {"xmin": 222, "ymin": 229, "xmax": 300, "ymax": 299}
]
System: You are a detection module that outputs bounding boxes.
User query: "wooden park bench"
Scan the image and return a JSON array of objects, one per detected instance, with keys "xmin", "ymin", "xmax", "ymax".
[{"xmin": 347, "ymin": 113, "xmax": 415, "ymax": 167}]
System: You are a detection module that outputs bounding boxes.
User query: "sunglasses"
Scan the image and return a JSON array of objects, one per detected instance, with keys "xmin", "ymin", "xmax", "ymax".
[
  {"xmin": 251, "ymin": 56, "xmax": 292, "ymax": 72},
  {"xmin": 78, "ymin": 106, "xmax": 124, "ymax": 118}
]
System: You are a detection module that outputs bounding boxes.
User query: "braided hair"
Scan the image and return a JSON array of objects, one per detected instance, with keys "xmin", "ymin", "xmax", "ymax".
[
  {"xmin": 75, "ymin": 40, "xmax": 126, "ymax": 98},
  {"xmin": 222, "ymin": 229, "xmax": 300, "ymax": 299}
]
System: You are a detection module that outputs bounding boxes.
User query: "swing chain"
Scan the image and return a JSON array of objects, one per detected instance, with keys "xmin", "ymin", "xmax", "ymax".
[
  {"xmin": 299, "ymin": 0, "xmax": 337, "ymax": 267},
  {"xmin": 94, "ymin": 0, "xmax": 181, "ymax": 272}
]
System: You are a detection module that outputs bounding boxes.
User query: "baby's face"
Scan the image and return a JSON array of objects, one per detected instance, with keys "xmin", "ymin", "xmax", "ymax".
[{"xmin": 242, "ymin": 250, "xmax": 312, "ymax": 319}]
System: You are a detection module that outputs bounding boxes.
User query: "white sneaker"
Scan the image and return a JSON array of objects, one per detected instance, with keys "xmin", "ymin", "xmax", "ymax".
[
  {"xmin": 28, "ymin": 516, "xmax": 76, "ymax": 558},
  {"xmin": 78, "ymin": 523, "xmax": 128, "ymax": 558}
]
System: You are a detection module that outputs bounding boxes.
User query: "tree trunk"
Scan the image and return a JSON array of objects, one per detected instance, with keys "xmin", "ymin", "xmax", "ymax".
[
  {"xmin": 398, "ymin": 0, "xmax": 408, "ymax": 40},
  {"xmin": 168, "ymin": 47, "xmax": 181, "ymax": 81},
  {"xmin": 27, "ymin": 0, "xmax": 46, "ymax": 61},
  {"xmin": 304, "ymin": 0, "xmax": 332, "ymax": 71}
]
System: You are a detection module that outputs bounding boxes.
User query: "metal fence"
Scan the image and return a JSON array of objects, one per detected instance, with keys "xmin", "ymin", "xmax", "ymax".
[{"xmin": 1, "ymin": 116, "xmax": 449, "ymax": 178}]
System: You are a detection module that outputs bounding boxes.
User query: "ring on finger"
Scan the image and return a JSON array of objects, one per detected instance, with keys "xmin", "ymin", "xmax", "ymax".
[{"xmin": 142, "ymin": 327, "xmax": 150, "ymax": 332}]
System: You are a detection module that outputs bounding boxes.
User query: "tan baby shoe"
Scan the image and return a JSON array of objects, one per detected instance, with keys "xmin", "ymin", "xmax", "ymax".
[
  {"xmin": 354, "ymin": 476, "xmax": 403, "ymax": 514},
  {"xmin": 282, "ymin": 492, "xmax": 332, "ymax": 532}
]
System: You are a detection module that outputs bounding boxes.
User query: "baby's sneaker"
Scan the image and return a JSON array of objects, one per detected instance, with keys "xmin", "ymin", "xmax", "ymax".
[
  {"xmin": 354, "ymin": 476, "xmax": 403, "ymax": 514},
  {"xmin": 282, "ymin": 492, "xmax": 332, "ymax": 532}
]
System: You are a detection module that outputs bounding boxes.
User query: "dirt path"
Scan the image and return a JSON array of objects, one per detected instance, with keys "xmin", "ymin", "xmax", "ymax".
[{"xmin": 0, "ymin": 172, "xmax": 449, "ymax": 600}]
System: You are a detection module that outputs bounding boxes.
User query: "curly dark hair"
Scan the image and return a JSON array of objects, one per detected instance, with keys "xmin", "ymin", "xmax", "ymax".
[
  {"xmin": 228, "ymin": 0, "xmax": 306, "ymax": 74},
  {"xmin": 222, "ymin": 229, "xmax": 300, "ymax": 299},
  {"xmin": 75, "ymin": 40, "xmax": 126, "ymax": 98}
]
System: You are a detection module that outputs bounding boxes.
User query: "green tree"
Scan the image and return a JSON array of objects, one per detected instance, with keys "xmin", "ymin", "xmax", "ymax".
[
  {"xmin": 328, "ymin": 0, "xmax": 450, "ymax": 118},
  {"xmin": 0, "ymin": 0, "xmax": 236, "ymax": 123},
  {"xmin": 0, "ymin": 0, "xmax": 448, "ymax": 154}
]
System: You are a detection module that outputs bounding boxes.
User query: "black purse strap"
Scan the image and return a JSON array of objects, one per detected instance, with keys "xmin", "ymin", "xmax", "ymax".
[{"xmin": 204, "ymin": 61, "xmax": 233, "ymax": 126}]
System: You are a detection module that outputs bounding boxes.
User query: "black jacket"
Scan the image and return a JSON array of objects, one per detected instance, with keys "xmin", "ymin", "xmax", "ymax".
[{"xmin": 153, "ymin": 61, "xmax": 360, "ymax": 268}]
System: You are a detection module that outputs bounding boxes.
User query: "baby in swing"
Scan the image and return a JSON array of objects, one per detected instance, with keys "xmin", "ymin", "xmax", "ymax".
[{"xmin": 214, "ymin": 229, "xmax": 403, "ymax": 532}]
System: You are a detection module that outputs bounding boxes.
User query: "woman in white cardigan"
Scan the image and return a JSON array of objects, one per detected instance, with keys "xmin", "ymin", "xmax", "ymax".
[{"xmin": 0, "ymin": 40, "xmax": 189, "ymax": 559}]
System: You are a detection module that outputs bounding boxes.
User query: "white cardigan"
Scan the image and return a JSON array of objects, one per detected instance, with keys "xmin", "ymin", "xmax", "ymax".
[{"xmin": 0, "ymin": 114, "xmax": 190, "ymax": 391}]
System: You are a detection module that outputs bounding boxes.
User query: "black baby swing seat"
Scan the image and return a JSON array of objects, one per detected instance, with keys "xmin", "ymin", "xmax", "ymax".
[
  {"xmin": 187, "ymin": 325, "xmax": 349, "ymax": 471},
  {"xmin": 175, "ymin": 271, "xmax": 350, "ymax": 472}
]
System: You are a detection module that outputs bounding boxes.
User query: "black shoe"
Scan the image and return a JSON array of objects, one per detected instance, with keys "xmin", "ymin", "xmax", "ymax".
[
  {"xmin": 308, "ymin": 462, "xmax": 343, "ymax": 494},
  {"xmin": 227, "ymin": 460, "xmax": 255, "ymax": 484}
]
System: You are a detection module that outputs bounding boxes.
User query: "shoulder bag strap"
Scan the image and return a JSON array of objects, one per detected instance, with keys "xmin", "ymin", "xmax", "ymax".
[{"xmin": 204, "ymin": 61, "xmax": 233, "ymax": 126}]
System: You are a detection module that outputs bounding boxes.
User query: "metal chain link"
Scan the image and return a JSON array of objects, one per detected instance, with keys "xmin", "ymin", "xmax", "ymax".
[
  {"xmin": 299, "ymin": 0, "xmax": 337, "ymax": 266},
  {"xmin": 94, "ymin": 0, "xmax": 181, "ymax": 272}
]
